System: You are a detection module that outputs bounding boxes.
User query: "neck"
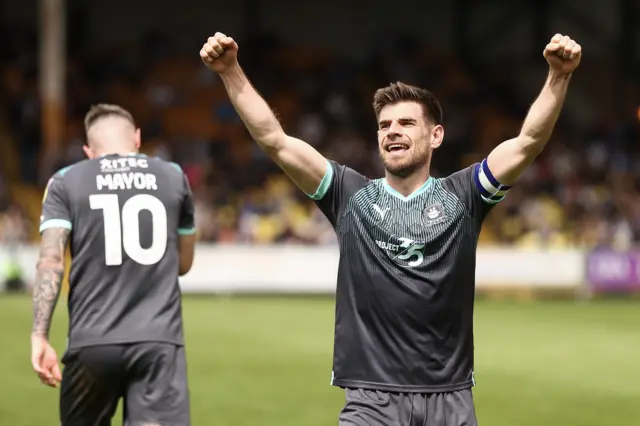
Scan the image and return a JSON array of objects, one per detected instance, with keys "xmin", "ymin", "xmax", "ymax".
[
  {"xmin": 384, "ymin": 165, "xmax": 431, "ymax": 198},
  {"xmin": 96, "ymin": 148, "xmax": 138, "ymax": 158}
]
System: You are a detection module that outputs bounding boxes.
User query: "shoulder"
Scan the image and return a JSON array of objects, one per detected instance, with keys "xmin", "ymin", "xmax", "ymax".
[
  {"xmin": 328, "ymin": 159, "xmax": 372, "ymax": 188},
  {"xmin": 436, "ymin": 159, "xmax": 511, "ymax": 215},
  {"xmin": 433, "ymin": 164, "xmax": 476, "ymax": 198},
  {"xmin": 151, "ymin": 157, "xmax": 184, "ymax": 174},
  {"xmin": 44, "ymin": 160, "xmax": 89, "ymax": 192},
  {"xmin": 311, "ymin": 159, "xmax": 371, "ymax": 201},
  {"xmin": 144, "ymin": 156, "xmax": 186, "ymax": 176},
  {"xmin": 55, "ymin": 159, "xmax": 91, "ymax": 178},
  {"xmin": 438, "ymin": 163, "xmax": 478, "ymax": 185}
]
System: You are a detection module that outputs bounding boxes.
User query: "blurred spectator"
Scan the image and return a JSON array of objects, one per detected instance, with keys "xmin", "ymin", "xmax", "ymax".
[
  {"xmin": 0, "ymin": 30, "xmax": 638, "ymax": 248},
  {"xmin": 0, "ymin": 205, "xmax": 31, "ymax": 247},
  {"xmin": 0, "ymin": 204, "xmax": 30, "ymax": 292}
]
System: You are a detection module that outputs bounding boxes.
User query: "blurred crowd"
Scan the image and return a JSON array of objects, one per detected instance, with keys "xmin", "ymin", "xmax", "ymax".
[
  {"xmin": 0, "ymin": 174, "xmax": 30, "ymax": 246},
  {"xmin": 1, "ymin": 27, "xmax": 639, "ymax": 248}
]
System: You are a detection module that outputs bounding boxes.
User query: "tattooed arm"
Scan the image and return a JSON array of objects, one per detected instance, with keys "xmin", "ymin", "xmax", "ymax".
[
  {"xmin": 32, "ymin": 169, "xmax": 71, "ymax": 387},
  {"xmin": 31, "ymin": 228, "xmax": 69, "ymax": 338}
]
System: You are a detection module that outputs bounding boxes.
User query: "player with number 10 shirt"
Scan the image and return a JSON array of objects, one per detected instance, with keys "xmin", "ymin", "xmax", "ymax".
[
  {"xmin": 41, "ymin": 151, "xmax": 194, "ymax": 347},
  {"xmin": 36, "ymin": 104, "xmax": 196, "ymax": 426}
]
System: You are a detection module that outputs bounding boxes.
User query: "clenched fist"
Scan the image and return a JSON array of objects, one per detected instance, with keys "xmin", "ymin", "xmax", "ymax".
[
  {"xmin": 544, "ymin": 34, "xmax": 582, "ymax": 75},
  {"xmin": 200, "ymin": 32, "xmax": 239, "ymax": 74}
]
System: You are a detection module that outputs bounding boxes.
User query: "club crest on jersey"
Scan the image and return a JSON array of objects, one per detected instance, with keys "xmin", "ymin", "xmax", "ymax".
[{"xmin": 423, "ymin": 203, "xmax": 446, "ymax": 226}]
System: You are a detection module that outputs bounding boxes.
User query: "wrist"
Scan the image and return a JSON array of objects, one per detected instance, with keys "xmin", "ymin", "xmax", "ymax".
[
  {"xmin": 218, "ymin": 62, "xmax": 242, "ymax": 80},
  {"xmin": 31, "ymin": 330, "xmax": 49, "ymax": 340},
  {"xmin": 548, "ymin": 69, "xmax": 572, "ymax": 84}
]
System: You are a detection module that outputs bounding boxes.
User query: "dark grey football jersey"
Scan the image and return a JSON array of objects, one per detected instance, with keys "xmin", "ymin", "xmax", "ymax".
[
  {"xmin": 310, "ymin": 158, "xmax": 510, "ymax": 393},
  {"xmin": 40, "ymin": 153, "xmax": 196, "ymax": 349}
]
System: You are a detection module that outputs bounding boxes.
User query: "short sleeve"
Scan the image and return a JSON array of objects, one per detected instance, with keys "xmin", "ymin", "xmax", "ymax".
[
  {"xmin": 306, "ymin": 159, "xmax": 369, "ymax": 227},
  {"xmin": 40, "ymin": 172, "xmax": 73, "ymax": 234},
  {"xmin": 178, "ymin": 172, "xmax": 196, "ymax": 236},
  {"xmin": 443, "ymin": 158, "xmax": 512, "ymax": 221}
]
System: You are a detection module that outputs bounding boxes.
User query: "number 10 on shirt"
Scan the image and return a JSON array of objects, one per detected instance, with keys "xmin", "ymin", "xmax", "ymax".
[{"xmin": 89, "ymin": 194, "xmax": 168, "ymax": 266}]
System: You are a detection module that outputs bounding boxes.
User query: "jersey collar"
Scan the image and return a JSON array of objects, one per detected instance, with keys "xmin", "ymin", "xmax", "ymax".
[
  {"xmin": 381, "ymin": 177, "xmax": 434, "ymax": 202},
  {"xmin": 98, "ymin": 152, "xmax": 146, "ymax": 158}
]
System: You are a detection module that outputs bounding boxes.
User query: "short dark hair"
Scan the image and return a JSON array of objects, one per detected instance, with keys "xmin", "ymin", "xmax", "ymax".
[
  {"xmin": 373, "ymin": 82, "xmax": 443, "ymax": 125},
  {"xmin": 84, "ymin": 103, "xmax": 136, "ymax": 132}
]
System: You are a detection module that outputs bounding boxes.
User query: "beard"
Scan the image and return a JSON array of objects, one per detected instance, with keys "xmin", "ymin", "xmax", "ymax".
[{"xmin": 379, "ymin": 148, "xmax": 430, "ymax": 178}]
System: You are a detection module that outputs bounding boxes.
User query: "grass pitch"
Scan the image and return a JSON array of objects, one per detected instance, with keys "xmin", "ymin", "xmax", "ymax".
[{"xmin": 1, "ymin": 295, "xmax": 638, "ymax": 425}]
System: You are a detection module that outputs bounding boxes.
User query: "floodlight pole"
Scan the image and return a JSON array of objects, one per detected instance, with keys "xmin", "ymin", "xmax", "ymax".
[{"xmin": 39, "ymin": 0, "xmax": 65, "ymax": 183}]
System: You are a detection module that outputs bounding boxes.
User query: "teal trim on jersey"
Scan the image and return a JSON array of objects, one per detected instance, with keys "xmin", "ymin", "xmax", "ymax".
[
  {"xmin": 307, "ymin": 159, "xmax": 334, "ymax": 200},
  {"xmin": 481, "ymin": 194, "xmax": 505, "ymax": 204},
  {"xmin": 178, "ymin": 227, "xmax": 196, "ymax": 235},
  {"xmin": 39, "ymin": 219, "xmax": 72, "ymax": 233},
  {"xmin": 381, "ymin": 176, "xmax": 434, "ymax": 202},
  {"xmin": 169, "ymin": 162, "xmax": 183, "ymax": 173},
  {"xmin": 57, "ymin": 165, "xmax": 74, "ymax": 177}
]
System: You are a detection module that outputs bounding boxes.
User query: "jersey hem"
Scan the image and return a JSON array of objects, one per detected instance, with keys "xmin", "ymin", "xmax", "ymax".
[
  {"xmin": 39, "ymin": 219, "xmax": 72, "ymax": 233},
  {"xmin": 66, "ymin": 336, "xmax": 184, "ymax": 350},
  {"xmin": 480, "ymin": 194, "xmax": 505, "ymax": 204},
  {"xmin": 307, "ymin": 159, "xmax": 334, "ymax": 200},
  {"xmin": 332, "ymin": 378, "xmax": 474, "ymax": 393},
  {"xmin": 178, "ymin": 227, "xmax": 196, "ymax": 235}
]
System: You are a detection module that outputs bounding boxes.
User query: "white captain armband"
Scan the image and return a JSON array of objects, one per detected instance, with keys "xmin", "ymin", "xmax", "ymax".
[{"xmin": 474, "ymin": 159, "xmax": 511, "ymax": 204}]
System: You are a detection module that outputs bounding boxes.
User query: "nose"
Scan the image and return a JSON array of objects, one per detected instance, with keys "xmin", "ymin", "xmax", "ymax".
[{"xmin": 387, "ymin": 121, "xmax": 402, "ymax": 137}]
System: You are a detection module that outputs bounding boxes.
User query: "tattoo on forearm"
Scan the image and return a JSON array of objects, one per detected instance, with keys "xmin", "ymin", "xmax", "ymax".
[{"xmin": 32, "ymin": 228, "xmax": 69, "ymax": 337}]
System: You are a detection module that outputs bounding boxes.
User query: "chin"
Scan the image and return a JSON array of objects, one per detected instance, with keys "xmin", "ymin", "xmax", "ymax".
[{"xmin": 383, "ymin": 161, "xmax": 418, "ymax": 178}]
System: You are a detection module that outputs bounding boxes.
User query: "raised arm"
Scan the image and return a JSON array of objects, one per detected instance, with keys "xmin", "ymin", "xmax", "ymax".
[
  {"xmin": 199, "ymin": 32, "xmax": 328, "ymax": 197},
  {"xmin": 486, "ymin": 34, "xmax": 582, "ymax": 186}
]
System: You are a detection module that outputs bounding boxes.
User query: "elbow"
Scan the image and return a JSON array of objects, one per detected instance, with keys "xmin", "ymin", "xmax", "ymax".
[
  {"xmin": 257, "ymin": 130, "xmax": 287, "ymax": 152},
  {"xmin": 178, "ymin": 255, "xmax": 194, "ymax": 276},
  {"xmin": 179, "ymin": 263, "xmax": 192, "ymax": 276},
  {"xmin": 178, "ymin": 253, "xmax": 194, "ymax": 276},
  {"xmin": 517, "ymin": 134, "xmax": 547, "ymax": 158},
  {"xmin": 177, "ymin": 234, "xmax": 196, "ymax": 277},
  {"xmin": 36, "ymin": 257, "xmax": 64, "ymax": 275}
]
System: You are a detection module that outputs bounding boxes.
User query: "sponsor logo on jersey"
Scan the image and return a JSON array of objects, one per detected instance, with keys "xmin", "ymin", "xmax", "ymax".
[
  {"xmin": 100, "ymin": 157, "xmax": 148, "ymax": 172},
  {"xmin": 376, "ymin": 235, "xmax": 425, "ymax": 268}
]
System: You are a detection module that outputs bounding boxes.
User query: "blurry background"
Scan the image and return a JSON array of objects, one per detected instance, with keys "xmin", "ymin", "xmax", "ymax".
[{"xmin": 0, "ymin": 0, "xmax": 639, "ymax": 425}]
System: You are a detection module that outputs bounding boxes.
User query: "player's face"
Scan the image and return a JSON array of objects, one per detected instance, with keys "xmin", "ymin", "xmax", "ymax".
[{"xmin": 377, "ymin": 102, "xmax": 444, "ymax": 177}]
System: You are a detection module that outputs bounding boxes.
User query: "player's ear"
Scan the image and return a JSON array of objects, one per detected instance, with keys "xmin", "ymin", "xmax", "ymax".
[
  {"xmin": 430, "ymin": 124, "xmax": 444, "ymax": 150},
  {"xmin": 82, "ymin": 144, "xmax": 94, "ymax": 159},
  {"xmin": 135, "ymin": 128, "xmax": 141, "ymax": 149}
]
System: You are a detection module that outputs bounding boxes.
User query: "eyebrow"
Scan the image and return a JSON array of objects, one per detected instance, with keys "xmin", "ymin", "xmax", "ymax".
[{"xmin": 378, "ymin": 117, "xmax": 418, "ymax": 126}]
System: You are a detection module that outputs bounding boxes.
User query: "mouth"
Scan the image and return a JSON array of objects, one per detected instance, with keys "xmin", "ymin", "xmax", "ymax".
[{"xmin": 385, "ymin": 143, "xmax": 410, "ymax": 153}]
